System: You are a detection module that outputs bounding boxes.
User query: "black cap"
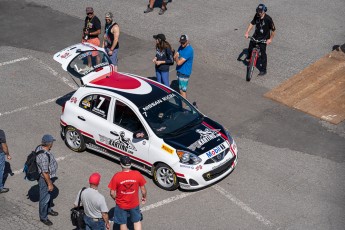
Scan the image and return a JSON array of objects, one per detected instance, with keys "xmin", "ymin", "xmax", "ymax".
[
  {"xmin": 153, "ymin": 34, "xmax": 166, "ymax": 41},
  {"xmin": 179, "ymin": 34, "xmax": 189, "ymax": 43},
  {"xmin": 120, "ymin": 156, "xmax": 132, "ymax": 168}
]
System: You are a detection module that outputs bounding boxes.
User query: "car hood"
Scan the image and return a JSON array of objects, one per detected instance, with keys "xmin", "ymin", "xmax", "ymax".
[{"xmin": 163, "ymin": 118, "xmax": 228, "ymax": 156}]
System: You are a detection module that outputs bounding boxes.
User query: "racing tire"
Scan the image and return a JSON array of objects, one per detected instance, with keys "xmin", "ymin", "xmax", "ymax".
[
  {"xmin": 153, "ymin": 163, "xmax": 179, "ymax": 191},
  {"xmin": 64, "ymin": 126, "xmax": 86, "ymax": 152},
  {"xmin": 246, "ymin": 54, "xmax": 256, "ymax": 82}
]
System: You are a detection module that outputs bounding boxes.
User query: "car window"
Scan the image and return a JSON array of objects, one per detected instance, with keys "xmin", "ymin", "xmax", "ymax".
[
  {"xmin": 114, "ymin": 101, "xmax": 144, "ymax": 133},
  {"xmin": 80, "ymin": 94, "xmax": 111, "ymax": 119}
]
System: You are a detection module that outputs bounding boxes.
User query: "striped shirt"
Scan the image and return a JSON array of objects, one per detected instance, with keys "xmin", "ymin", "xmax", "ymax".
[{"xmin": 35, "ymin": 145, "xmax": 58, "ymax": 178}]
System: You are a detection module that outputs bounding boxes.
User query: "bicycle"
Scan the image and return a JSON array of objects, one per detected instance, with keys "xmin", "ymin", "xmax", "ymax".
[{"xmin": 246, "ymin": 37, "xmax": 266, "ymax": 82}]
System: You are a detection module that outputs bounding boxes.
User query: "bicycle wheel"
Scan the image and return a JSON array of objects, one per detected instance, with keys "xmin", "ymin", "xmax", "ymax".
[{"xmin": 246, "ymin": 56, "xmax": 255, "ymax": 82}]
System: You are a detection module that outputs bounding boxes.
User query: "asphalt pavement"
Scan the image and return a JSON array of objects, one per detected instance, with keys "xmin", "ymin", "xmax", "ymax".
[{"xmin": 0, "ymin": 0, "xmax": 345, "ymax": 229}]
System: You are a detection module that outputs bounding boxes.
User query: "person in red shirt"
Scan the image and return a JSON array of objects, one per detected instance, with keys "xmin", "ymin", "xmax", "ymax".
[{"xmin": 108, "ymin": 156, "xmax": 147, "ymax": 230}]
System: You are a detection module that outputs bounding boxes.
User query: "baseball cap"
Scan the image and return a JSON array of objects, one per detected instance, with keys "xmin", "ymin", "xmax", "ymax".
[
  {"xmin": 89, "ymin": 172, "xmax": 101, "ymax": 185},
  {"xmin": 153, "ymin": 34, "xmax": 166, "ymax": 41},
  {"xmin": 105, "ymin": 12, "xmax": 113, "ymax": 19},
  {"xmin": 179, "ymin": 34, "xmax": 189, "ymax": 43},
  {"xmin": 86, "ymin": 7, "xmax": 94, "ymax": 13},
  {"xmin": 42, "ymin": 134, "xmax": 56, "ymax": 145},
  {"xmin": 120, "ymin": 156, "xmax": 132, "ymax": 168}
]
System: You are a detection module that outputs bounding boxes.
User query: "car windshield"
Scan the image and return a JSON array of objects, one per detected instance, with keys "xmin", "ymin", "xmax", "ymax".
[
  {"xmin": 139, "ymin": 92, "xmax": 203, "ymax": 138},
  {"xmin": 67, "ymin": 50, "xmax": 111, "ymax": 79}
]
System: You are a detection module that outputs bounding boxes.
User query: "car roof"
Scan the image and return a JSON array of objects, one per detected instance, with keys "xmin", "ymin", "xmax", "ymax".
[{"xmin": 85, "ymin": 71, "xmax": 174, "ymax": 108}]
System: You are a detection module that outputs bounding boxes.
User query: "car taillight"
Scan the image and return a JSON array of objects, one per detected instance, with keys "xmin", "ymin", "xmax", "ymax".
[{"xmin": 62, "ymin": 102, "xmax": 66, "ymax": 114}]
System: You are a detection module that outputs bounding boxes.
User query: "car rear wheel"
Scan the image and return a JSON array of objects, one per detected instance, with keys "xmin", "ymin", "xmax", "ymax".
[
  {"xmin": 64, "ymin": 126, "xmax": 86, "ymax": 152},
  {"xmin": 153, "ymin": 163, "xmax": 179, "ymax": 191}
]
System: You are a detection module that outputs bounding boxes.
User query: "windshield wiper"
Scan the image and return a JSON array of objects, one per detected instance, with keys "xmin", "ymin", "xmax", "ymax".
[{"xmin": 169, "ymin": 115, "xmax": 204, "ymax": 136}]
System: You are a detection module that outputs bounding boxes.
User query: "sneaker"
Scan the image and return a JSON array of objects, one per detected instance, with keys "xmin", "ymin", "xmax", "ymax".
[
  {"xmin": 48, "ymin": 210, "xmax": 59, "ymax": 216},
  {"xmin": 144, "ymin": 5, "xmax": 153, "ymax": 13},
  {"xmin": 258, "ymin": 71, "xmax": 267, "ymax": 76},
  {"xmin": 0, "ymin": 188, "xmax": 9, "ymax": 193},
  {"xmin": 159, "ymin": 7, "xmax": 167, "ymax": 15},
  {"xmin": 40, "ymin": 219, "xmax": 53, "ymax": 226}
]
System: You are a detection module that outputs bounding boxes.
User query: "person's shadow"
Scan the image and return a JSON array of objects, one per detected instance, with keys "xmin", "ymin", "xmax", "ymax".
[
  {"xmin": 2, "ymin": 161, "xmax": 14, "ymax": 186},
  {"xmin": 237, "ymin": 48, "xmax": 249, "ymax": 66},
  {"xmin": 26, "ymin": 178, "xmax": 59, "ymax": 206}
]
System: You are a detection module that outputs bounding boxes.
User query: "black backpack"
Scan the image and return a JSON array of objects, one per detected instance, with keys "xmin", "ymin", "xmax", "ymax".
[{"xmin": 23, "ymin": 149, "xmax": 50, "ymax": 181}]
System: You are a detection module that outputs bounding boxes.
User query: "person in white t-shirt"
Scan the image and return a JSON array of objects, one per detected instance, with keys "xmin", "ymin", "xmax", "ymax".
[{"xmin": 74, "ymin": 173, "xmax": 110, "ymax": 230}]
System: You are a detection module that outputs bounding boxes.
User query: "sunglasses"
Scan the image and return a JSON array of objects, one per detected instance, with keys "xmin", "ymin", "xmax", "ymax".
[
  {"xmin": 87, "ymin": 12, "xmax": 93, "ymax": 15},
  {"xmin": 105, "ymin": 18, "xmax": 111, "ymax": 20}
]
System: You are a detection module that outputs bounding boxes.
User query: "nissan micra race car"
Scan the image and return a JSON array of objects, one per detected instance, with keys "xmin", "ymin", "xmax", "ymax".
[{"xmin": 54, "ymin": 43, "xmax": 238, "ymax": 190}]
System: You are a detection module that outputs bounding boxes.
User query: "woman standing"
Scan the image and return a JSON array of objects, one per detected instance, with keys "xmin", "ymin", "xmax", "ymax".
[{"xmin": 152, "ymin": 34, "xmax": 174, "ymax": 87}]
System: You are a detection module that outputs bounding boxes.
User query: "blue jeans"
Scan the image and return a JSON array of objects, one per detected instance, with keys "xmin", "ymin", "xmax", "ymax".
[
  {"xmin": 0, "ymin": 152, "xmax": 5, "ymax": 189},
  {"xmin": 84, "ymin": 215, "xmax": 105, "ymax": 230},
  {"xmin": 105, "ymin": 47, "xmax": 119, "ymax": 66},
  {"xmin": 39, "ymin": 176, "xmax": 52, "ymax": 220},
  {"xmin": 156, "ymin": 70, "xmax": 170, "ymax": 87}
]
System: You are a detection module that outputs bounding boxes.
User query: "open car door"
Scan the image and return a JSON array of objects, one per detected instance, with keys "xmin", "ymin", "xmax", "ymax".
[{"xmin": 53, "ymin": 43, "xmax": 113, "ymax": 85}]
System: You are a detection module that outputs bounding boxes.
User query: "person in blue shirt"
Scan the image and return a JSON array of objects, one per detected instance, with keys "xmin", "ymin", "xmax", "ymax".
[{"xmin": 174, "ymin": 35, "xmax": 194, "ymax": 99}]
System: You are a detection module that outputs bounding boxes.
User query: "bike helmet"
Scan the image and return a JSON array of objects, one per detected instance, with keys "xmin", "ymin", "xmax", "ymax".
[{"xmin": 256, "ymin": 4, "xmax": 267, "ymax": 13}]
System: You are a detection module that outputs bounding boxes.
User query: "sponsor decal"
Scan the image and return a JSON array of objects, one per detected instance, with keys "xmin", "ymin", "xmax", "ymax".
[
  {"xmin": 188, "ymin": 128, "xmax": 221, "ymax": 151},
  {"xmin": 180, "ymin": 165, "xmax": 194, "ymax": 169},
  {"xmin": 86, "ymin": 143, "xmax": 108, "ymax": 154},
  {"xmin": 99, "ymin": 131, "xmax": 136, "ymax": 154},
  {"xmin": 205, "ymin": 143, "xmax": 226, "ymax": 158},
  {"xmin": 142, "ymin": 93, "xmax": 175, "ymax": 112},
  {"xmin": 70, "ymin": 97, "xmax": 77, "ymax": 104},
  {"xmin": 61, "ymin": 52, "xmax": 71, "ymax": 59},
  {"xmin": 83, "ymin": 62, "xmax": 108, "ymax": 75},
  {"xmin": 78, "ymin": 51, "xmax": 93, "ymax": 60},
  {"xmin": 161, "ymin": 144, "xmax": 174, "ymax": 154},
  {"xmin": 92, "ymin": 107, "xmax": 106, "ymax": 117},
  {"xmin": 195, "ymin": 165, "xmax": 203, "ymax": 171}
]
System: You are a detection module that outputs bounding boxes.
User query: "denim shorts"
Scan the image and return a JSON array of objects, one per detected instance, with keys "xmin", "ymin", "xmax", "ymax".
[
  {"xmin": 105, "ymin": 47, "xmax": 119, "ymax": 66},
  {"xmin": 177, "ymin": 72, "xmax": 190, "ymax": 92},
  {"xmin": 114, "ymin": 205, "xmax": 141, "ymax": 225}
]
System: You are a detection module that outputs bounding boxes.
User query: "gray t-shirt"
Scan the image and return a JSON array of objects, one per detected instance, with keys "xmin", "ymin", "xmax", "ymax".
[
  {"xmin": 0, "ymin": 129, "xmax": 6, "ymax": 153},
  {"xmin": 74, "ymin": 188, "xmax": 108, "ymax": 218}
]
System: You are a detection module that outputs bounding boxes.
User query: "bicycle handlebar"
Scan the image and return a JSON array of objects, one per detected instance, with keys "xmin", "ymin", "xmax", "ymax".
[{"xmin": 248, "ymin": 36, "xmax": 266, "ymax": 44}]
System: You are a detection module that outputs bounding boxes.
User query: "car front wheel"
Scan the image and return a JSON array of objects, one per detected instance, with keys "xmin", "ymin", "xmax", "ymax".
[
  {"xmin": 64, "ymin": 126, "xmax": 86, "ymax": 152},
  {"xmin": 153, "ymin": 163, "xmax": 179, "ymax": 191}
]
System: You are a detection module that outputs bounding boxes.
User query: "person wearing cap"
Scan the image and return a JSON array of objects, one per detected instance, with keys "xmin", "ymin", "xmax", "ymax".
[
  {"xmin": 152, "ymin": 33, "xmax": 174, "ymax": 87},
  {"xmin": 244, "ymin": 3, "xmax": 276, "ymax": 76},
  {"xmin": 102, "ymin": 12, "xmax": 120, "ymax": 72},
  {"xmin": 82, "ymin": 7, "xmax": 102, "ymax": 68},
  {"xmin": 35, "ymin": 134, "xmax": 59, "ymax": 226},
  {"xmin": 74, "ymin": 173, "xmax": 110, "ymax": 230},
  {"xmin": 108, "ymin": 156, "xmax": 147, "ymax": 230},
  {"xmin": 144, "ymin": 0, "xmax": 169, "ymax": 15},
  {"xmin": 0, "ymin": 129, "xmax": 12, "ymax": 193},
  {"xmin": 174, "ymin": 34, "xmax": 194, "ymax": 99}
]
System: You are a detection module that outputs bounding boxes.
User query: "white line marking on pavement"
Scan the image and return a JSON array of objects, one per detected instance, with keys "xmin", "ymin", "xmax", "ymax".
[
  {"xmin": 12, "ymin": 156, "xmax": 67, "ymax": 175},
  {"xmin": 0, "ymin": 56, "xmax": 31, "ymax": 67},
  {"xmin": 141, "ymin": 192, "xmax": 197, "ymax": 212},
  {"xmin": 0, "ymin": 95, "xmax": 65, "ymax": 117},
  {"xmin": 213, "ymin": 185, "xmax": 275, "ymax": 228}
]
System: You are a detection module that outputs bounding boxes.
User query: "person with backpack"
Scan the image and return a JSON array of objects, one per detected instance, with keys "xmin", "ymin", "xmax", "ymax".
[
  {"xmin": 35, "ymin": 134, "xmax": 59, "ymax": 226},
  {"xmin": 0, "ymin": 129, "xmax": 12, "ymax": 193},
  {"xmin": 152, "ymin": 33, "xmax": 174, "ymax": 87}
]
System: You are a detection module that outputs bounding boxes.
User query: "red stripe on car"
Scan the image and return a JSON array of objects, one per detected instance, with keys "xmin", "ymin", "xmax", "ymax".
[
  {"xmin": 80, "ymin": 130, "xmax": 94, "ymax": 138},
  {"xmin": 141, "ymin": 78, "xmax": 171, "ymax": 93},
  {"xmin": 175, "ymin": 172, "xmax": 185, "ymax": 177},
  {"xmin": 202, "ymin": 122, "xmax": 228, "ymax": 140}
]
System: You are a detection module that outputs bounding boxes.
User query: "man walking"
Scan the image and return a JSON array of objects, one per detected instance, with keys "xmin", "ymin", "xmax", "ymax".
[
  {"xmin": 74, "ymin": 173, "xmax": 110, "ymax": 230},
  {"xmin": 245, "ymin": 4, "xmax": 276, "ymax": 76},
  {"xmin": 174, "ymin": 34, "xmax": 194, "ymax": 99},
  {"xmin": 144, "ymin": 0, "xmax": 168, "ymax": 15},
  {"xmin": 108, "ymin": 156, "xmax": 147, "ymax": 230},
  {"xmin": 102, "ymin": 12, "xmax": 120, "ymax": 72},
  {"xmin": 0, "ymin": 129, "xmax": 12, "ymax": 193},
  {"xmin": 36, "ymin": 134, "xmax": 59, "ymax": 226}
]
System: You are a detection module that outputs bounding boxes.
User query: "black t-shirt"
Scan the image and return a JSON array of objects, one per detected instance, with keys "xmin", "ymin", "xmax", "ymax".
[
  {"xmin": 251, "ymin": 14, "xmax": 275, "ymax": 40},
  {"xmin": 0, "ymin": 129, "xmax": 6, "ymax": 153},
  {"xmin": 84, "ymin": 16, "xmax": 101, "ymax": 38}
]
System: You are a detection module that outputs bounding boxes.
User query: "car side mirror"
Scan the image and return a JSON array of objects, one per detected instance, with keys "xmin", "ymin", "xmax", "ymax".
[
  {"xmin": 193, "ymin": 101, "xmax": 198, "ymax": 109},
  {"xmin": 133, "ymin": 131, "xmax": 148, "ymax": 140}
]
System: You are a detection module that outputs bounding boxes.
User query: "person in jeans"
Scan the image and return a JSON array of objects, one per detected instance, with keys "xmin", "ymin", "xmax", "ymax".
[
  {"xmin": 108, "ymin": 156, "xmax": 147, "ymax": 230},
  {"xmin": 174, "ymin": 34, "xmax": 194, "ymax": 99},
  {"xmin": 74, "ymin": 173, "xmax": 110, "ymax": 230},
  {"xmin": 102, "ymin": 12, "xmax": 120, "ymax": 72},
  {"xmin": 152, "ymin": 33, "xmax": 174, "ymax": 87},
  {"xmin": 36, "ymin": 134, "xmax": 59, "ymax": 226},
  {"xmin": 0, "ymin": 129, "xmax": 12, "ymax": 193}
]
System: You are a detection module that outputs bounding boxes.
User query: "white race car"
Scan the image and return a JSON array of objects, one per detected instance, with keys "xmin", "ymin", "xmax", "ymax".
[{"xmin": 54, "ymin": 43, "xmax": 238, "ymax": 190}]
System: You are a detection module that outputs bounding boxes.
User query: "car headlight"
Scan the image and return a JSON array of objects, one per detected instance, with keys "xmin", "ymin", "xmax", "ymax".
[{"xmin": 176, "ymin": 150, "xmax": 202, "ymax": 165}]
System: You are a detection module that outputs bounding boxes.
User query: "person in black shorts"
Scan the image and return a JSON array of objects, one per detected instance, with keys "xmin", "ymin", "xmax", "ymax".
[{"xmin": 245, "ymin": 4, "xmax": 276, "ymax": 76}]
